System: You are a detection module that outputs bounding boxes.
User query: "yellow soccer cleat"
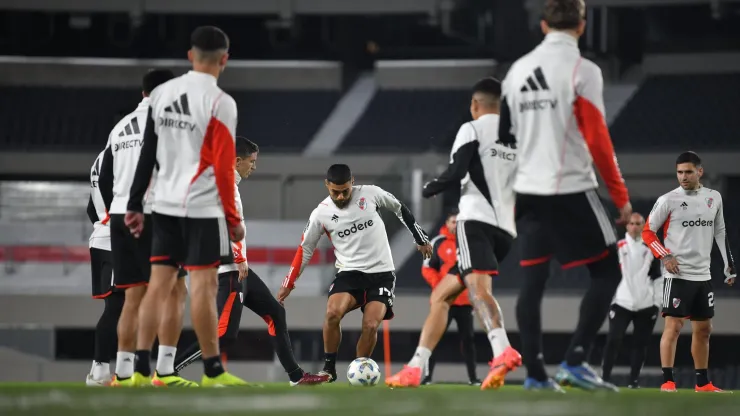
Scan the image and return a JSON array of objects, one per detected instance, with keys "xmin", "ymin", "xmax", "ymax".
[
  {"xmin": 110, "ymin": 372, "xmax": 151, "ymax": 387},
  {"xmin": 201, "ymin": 372, "xmax": 260, "ymax": 387},
  {"xmin": 152, "ymin": 372, "xmax": 199, "ymax": 387}
]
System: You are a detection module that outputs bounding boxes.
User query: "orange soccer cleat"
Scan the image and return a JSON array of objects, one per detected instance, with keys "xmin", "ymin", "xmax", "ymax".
[
  {"xmin": 385, "ymin": 365, "xmax": 422, "ymax": 388},
  {"xmin": 660, "ymin": 381, "xmax": 677, "ymax": 392},
  {"xmin": 481, "ymin": 346, "xmax": 522, "ymax": 390},
  {"xmin": 695, "ymin": 382, "xmax": 732, "ymax": 393}
]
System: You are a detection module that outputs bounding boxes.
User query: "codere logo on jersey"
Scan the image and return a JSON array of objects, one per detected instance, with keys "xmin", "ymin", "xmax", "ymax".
[
  {"xmin": 519, "ymin": 66, "xmax": 558, "ymax": 112},
  {"xmin": 159, "ymin": 93, "xmax": 197, "ymax": 131},
  {"xmin": 682, "ymin": 219, "xmax": 714, "ymax": 227},
  {"xmin": 337, "ymin": 219, "xmax": 374, "ymax": 238}
]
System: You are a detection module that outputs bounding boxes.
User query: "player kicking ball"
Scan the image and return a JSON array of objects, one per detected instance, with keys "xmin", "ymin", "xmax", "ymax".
[
  {"xmin": 278, "ymin": 164, "xmax": 432, "ymax": 382},
  {"xmin": 172, "ymin": 137, "xmax": 329, "ymax": 386},
  {"xmin": 643, "ymin": 151, "xmax": 735, "ymax": 393},
  {"xmin": 386, "ymin": 78, "xmax": 522, "ymax": 390}
]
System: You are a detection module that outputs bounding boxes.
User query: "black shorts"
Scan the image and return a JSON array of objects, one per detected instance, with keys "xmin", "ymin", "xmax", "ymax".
[
  {"xmin": 110, "ymin": 214, "xmax": 152, "ymax": 288},
  {"xmin": 90, "ymin": 248, "xmax": 115, "ymax": 299},
  {"xmin": 150, "ymin": 212, "xmax": 233, "ymax": 270},
  {"xmin": 661, "ymin": 278, "xmax": 714, "ymax": 319},
  {"xmin": 455, "ymin": 220, "xmax": 513, "ymax": 279},
  {"xmin": 516, "ymin": 190, "xmax": 618, "ymax": 269},
  {"xmin": 328, "ymin": 270, "xmax": 396, "ymax": 320}
]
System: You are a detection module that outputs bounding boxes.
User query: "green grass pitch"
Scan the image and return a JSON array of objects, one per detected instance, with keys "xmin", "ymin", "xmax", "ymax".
[{"xmin": 0, "ymin": 383, "xmax": 736, "ymax": 416}]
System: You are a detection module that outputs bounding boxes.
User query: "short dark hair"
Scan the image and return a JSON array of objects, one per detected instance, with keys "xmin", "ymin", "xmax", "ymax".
[
  {"xmin": 191, "ymin": 26, "xmax": 230, "ymax": 52},
  {"xmin": 326, "ymin": 164, "xmax": 352, "ymax": 185},
  {"xmin": 543, "ymin": 0, "xmax": 585, "ymax": 30},
  {"xmin": 236, "ymin": 136, "xmax": 259, "ymax": 158},
  {"xmin": 472, "ymin": 77, "xmax": 502, "ymax": 101},
  {"xmin": 676, "ymin": 151, "xmax": 702, "ymax": 167},
  {"xmin": 142, "ymin": 69, "xmax": 175, "ymax": 95},
  {"xmin": 446, "ymin": 209, "xmax": 459, "ymax": 219}
]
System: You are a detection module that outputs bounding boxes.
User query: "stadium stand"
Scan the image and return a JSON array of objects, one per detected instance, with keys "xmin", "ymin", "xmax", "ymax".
[
  {"xmin": 611, "ymin": 74, "xmax": 740, "ymax": 151},
  {"xmin": 0, "ymin": 87, "xmax": 340, "ymax": 152}
]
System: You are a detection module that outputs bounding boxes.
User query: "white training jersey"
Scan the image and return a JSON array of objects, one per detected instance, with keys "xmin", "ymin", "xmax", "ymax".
[
  {"xmin": 282, "ymin": 185, "xmax": 429, "ymax": 288},
  {"xmin": 106, "ymin": 97, "xmax": 154, "ymax": 214},
  {"xmin": 614, "ymin": 233, "xmax": 663, "ymax": 311},
  {"xmin": 142, "ymin": 71, "xmax": 239, "ymax": 225},
  {"xmin": 89, "ymin": 150, "xmax": 111, "ymax": 251},
  {"xmin": 643, "ymin": 186, "xmax": 734, "ymax": 281},
  {"xmin": 218, "ymin": 172, "xmax": 247, "ymax": 274},
  {"xmin": 498, "ymin": 31, "xmax": 629, "ymax": 210}
]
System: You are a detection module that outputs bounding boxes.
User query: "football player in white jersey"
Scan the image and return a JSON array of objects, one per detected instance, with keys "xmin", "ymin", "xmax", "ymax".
[
  {"xmin": 278, "ymin": 164, "xmax": 432, "ymax": 382},
  {"xmin": 85, "ymin": 149, "xmax": 123, "ymax": 386},
  {"xmin": 643, "ymin": 151, "xmax": 736, "ymax": 393},
  {"xmin": 387, "ymin": 78, "xmax": 522, "ymax": 390}
]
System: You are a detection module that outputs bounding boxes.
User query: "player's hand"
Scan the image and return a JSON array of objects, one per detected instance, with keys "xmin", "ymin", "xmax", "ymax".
[
  {"xmin": 616, "ymin": 201, "xmax": 633, "ymax": 226},
  {"xmin": 124, "ymin": 211, "xmax": 144, "ymax": 238},
  {"xmin": 724, "ymin": 266, "xmax": 736, "ymax": 286},
  {"xmin": 277, "ymin": 286, "xmax": 293, "ymax": 305},
  {"xmin": 229, "ymin": 223, "xmax": 245, "ymax": 242},
  {"xmin": 662, "ymin": 254, "xmax": 680, "ymax": 275},
  {"xmin": 417, "ymin": 243, "xmax": 433, "ymax": 259},
  {"xmin": 237, "ymin": 261, "xmax": 249, "ymax": 282}
]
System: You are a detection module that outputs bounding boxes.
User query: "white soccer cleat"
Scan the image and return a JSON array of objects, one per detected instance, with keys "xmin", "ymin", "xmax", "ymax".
[{"xmin": 86, "ymin": 373, "xmax": 112, "ymax": 386}]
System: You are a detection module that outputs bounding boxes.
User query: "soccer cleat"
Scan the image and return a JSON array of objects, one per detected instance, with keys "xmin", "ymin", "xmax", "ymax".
[
  {"xmin": 660, "ymin": 381, "xmax": 677, "ymax": 392},
  {"xmin": 317, "ymin": 369, "xmax": 337, "ymax": 383},
  {"xmin": 385, "ymin": 365, "xmax": 423, "ymax": 388},
  {"xmin": 468, "ymin": 378, "xmax": 481, "ymax": 386},
  {"xmin": 555, "ymin": 363, "xmax": 619, "ymax": 392},
  {"xmin": 85, "ymin": 374, "xmax": 112, "ymax": 387},
  {"xmin": 523, "ymin": 377, "xmax": 566, "ymax": 393},
  {"xmin": 695, "ymin": 382, "xmax": 732, "ymax": 393},
  {"xmin": 289, "ymin": 372, "xmax": 331, "ymax": 386},
  {"xmin": 151, "ymin": 371, "xmax": 199, "ymax": 387},
  {"xmin": 110, "ymin": 372, "xmax": 151, "ymax": 387},
  {"xmin": 628, "ymin": 383, "xmax": 640, "ymax": 389},
  {"xmin": 201, "ymin": 371, "xmax": 259, "ymax": 387},
  {"xmin": 481, "ymin": 346, "xmax": 522, "ymax": 390}
]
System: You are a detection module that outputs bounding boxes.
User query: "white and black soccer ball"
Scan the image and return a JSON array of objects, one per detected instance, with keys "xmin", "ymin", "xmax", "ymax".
[{"xmin": 346, "ymin": 357, "xmax": 381, "ymax": 387}]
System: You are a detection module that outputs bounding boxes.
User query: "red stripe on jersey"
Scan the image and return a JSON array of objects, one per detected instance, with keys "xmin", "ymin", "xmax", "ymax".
[{"xmin": 642, "ymin": 216, "xmax": 671, "ymax": 258}]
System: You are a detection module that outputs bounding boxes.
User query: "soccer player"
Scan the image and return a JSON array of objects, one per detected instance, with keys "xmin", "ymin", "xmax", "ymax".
[
  {"xmin": 278, "ymin": 164, "xmax": 432, "ymax": 382},
  {"xmin": 600, "ymin": 212, "xmax": 662, "ymax": 388},
  {"xmin": 642, "ymin": 151, "xmax": 736, "ymax": 393},
  {"xmin": 125, "ymin": 26, "xmax": 247, "ymax": 387},
  {"xmin": 172, "ymin": 137, "xmax": 330, "ymax": 386},
  {"xmin": 387, "ymin": 78, "xmax": 521, "ymax": 390},
  {"xmin": 498, "ymin": 0, "xmax": 631, "ymax": 391},
  {"xmin": 98, "ymin": 69, "xmax": 196, "ymax": 387},
  {"xmin": 420, "ymin": 211, "xmax": 479, "ymax": 386},
  {"xmin": 85, "ymin": 149, "xmax": 123, "ymax": 386}
]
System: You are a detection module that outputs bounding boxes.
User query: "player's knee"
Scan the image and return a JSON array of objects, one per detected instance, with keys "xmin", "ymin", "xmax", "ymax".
[
  {"xmin": 361, "ymin": 318, "xmax": 380, "ymax": 334},
  {"xmin": 123, "ymin": 286, "xmax": 146, "ymax": 308},
  {"xmin": 693, "ymin": 321, "xmax": 712, "ymax": 339},
  {"xmin": 324, "ymin": 307, "xmax": 344, "ymax": 326},
  {"xmin": 663, "ymin": 319, "xmax": 683, "ymax": 339}
]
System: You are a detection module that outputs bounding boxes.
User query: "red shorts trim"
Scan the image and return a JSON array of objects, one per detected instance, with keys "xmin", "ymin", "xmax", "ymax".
[
  {"xmin": 92, "ymin": 291, "xmax": 112, "ymax": 299},
  {"xmin": 184, "ymin": 260, "xmax": 221, "ymax": 271},
  {"xmin": 115, "ymin": 282, "xmax": 147, "ymax": 289},
  {"xmin": 561, "ymin": 249, "xmax": 609, "ymax": 270},
  {"xmin": 520, "ymin": 255, "xmax": 552, "ymax": 267}
]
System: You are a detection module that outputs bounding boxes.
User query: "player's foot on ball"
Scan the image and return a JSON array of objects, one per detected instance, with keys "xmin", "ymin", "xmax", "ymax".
[
  {"xmin": 385, "ymin": 365, "xmax": 422, "ymax": 388},
  {"xmin": 660, "ymin": 381, "xmax": 677, "ymax": 392},
  {"xmin": 201, "ymin": 372, "xmax": 258, "ymax": 387},
  {"xmin": 555, "ymin": 363, "xmax": 618, "ymax": 392},
  {"xmin": 481, "ymin": 346, "xmax": 522, "ymax": 390},
  {"xmin": 289, "ymin": 372, "xmax": 331, "ymax": 386},
  {"xmin": 85, "ymin": 373, "xmax": 112, "ymax": 387},
  {"xmin": 151, "ymin": 371, "xmax": 199, "ymax": 387},
  {"xmin": 523, "ymin": 377, "xmax": 566, "ymax": 393},
  {"xmin": 110, "ymin": 372, "xmax": 151, "ymax": 387},
  {"xmin": 695, "ymin": 382, "xmax": 732, "ymax": 393},
  {"xmin": 317, "ymin": 369, "xmax": 337, "ymax": 383}
]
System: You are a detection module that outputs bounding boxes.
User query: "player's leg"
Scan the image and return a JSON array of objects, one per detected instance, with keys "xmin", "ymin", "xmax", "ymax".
[
  {"xmin": 151, "ymin": 277, "xmax": 197, "ymax": 386},
  {"xmin": 454, "ymin": 305, "xmax": 479, "ymax": 385},
  {"xmin": 659, "ymin": 278, "xmax": 688, "ymax": 392},
  {"xmin": 386, "ymin": 274, "xmax": 463, "ymax": 387},
  {"xmin": 357, "ymin": 301, "xmax": 385, "ymax": 357},
  {"xmin": 600, "ymin": 304, "xmax": 632, "ymax": 384},
  {"xmin": 550, "ymin": 191, "xmax": 620, "ymax": 391},
  {"xmin": 88, "ymin": 248, "xmax": 122, "ymax": 386},
  {"xmin": 241, "ymin": 269, "xmax": 329, "ymax": 385},
  {"xmin": 691, "ymin": 281, "xmax": 724, "ymax": 392},
  {"xmin": 321, "ymin": 271, "xmax": 361, "ymax": 381},
  {"xmin": 423, "ymin": 305, "xmax": 455, "ymax": 384},
  {"xmin": 627, "ymin": 306, "xmax": 658, "ymax": 388}
]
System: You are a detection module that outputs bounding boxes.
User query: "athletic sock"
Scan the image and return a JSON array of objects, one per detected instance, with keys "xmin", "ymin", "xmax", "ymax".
[
  {"xmin": 408, "ymin": 346, "xmax": 432, "ymax": 368},
  {"xmin": 156, "ymin": 345, "xmax": 177, "ymax": 376},
  {"xmin": 134, "ymin": 350, "xmax": 151, "ymax": 377},
  {"xmin": 695, "ymin": 369, "xmax": 709, "ymax": 387},
  {"xmin": 91, "ymin": 361, "xmax": 110, "ymax": 380},
  {"xmin": 288, "ymin": 368, "xmax": 304, "ymax": 383},
  {"xmin": 115, "ymin": 352, "xmax": 135, "ymax": 379},
  {"xmin": 662, "ymin": 367, "xmax": 674, "ymax": 383},
  {"xmin": 89, "ymin": 360, "xmax": 96, "ymax": 375},
  {"xmin": 203, "ymin": 355, "xmax": 225, "ymax": 378},
  {"xmin": 323, "ymin": 352, "xmax": 337, "ymax": 372},
  {"xmin": 487, "ymin": 328, "xmax": 510, "ymax": 358}
]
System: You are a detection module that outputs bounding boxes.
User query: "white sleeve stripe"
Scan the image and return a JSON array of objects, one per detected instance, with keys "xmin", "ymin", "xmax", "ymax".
[{"xmin": 650, "ymin": 241, "xmax": 668, "ymax": 257}]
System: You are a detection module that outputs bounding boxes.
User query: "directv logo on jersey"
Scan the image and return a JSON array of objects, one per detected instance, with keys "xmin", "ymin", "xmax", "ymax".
[
  {"xmin": 158, "ymin": 117, "xmax": 197, "ymax": 131},
  {"xmin": 682, "ymin": 219, "xmax": 714, "ymax": 227},
  {"xmin": 490, "ymin": 148, "xmax": 516, "ymax": 161},
  {"xmin": 337, "ymin": 220, "xmax": 374, "ymax": 238},
  {"xmin": 519, "ymin": 99, "xmax": 558, "ymax": 112},
  {"xmin": 113, "ymin": 139, "xmax": 143, "ymax": 152}
]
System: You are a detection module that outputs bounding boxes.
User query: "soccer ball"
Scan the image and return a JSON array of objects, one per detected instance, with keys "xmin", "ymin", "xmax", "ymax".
[{"xmin": 346, "ymin": 357, "xmax": 381, "ymax": 387}]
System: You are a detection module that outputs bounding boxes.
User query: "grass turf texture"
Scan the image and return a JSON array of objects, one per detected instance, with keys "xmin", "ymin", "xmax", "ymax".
[{"xmin": 0, "ymin": 383, "xmax": 736, "ymax": 416}]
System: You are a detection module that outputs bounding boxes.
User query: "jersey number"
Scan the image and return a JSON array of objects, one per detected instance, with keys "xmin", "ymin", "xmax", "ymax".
[
  {"xmin": 378, "ymin": 287, "xmax": 393, "ymax": 297},
  {"xmin": 708, "ymin": 292, "xmax": 714, "ymax": 307}
]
